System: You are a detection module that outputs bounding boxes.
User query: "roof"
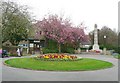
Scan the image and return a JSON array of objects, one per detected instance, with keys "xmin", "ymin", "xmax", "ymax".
[{"xmin": 2, "ymin": 40, "xmax": 12, "ymax": 46}]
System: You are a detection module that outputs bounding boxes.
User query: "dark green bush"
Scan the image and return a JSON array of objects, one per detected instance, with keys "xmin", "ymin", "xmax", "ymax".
[
  {"xmin": 88, "ymin": 45, "xmax": 119, "ymax": 54},
  {"xmin": 44, "ymin": 39, "xmax": 82, "ymax": 54},
  {"xmin": 61, "ymin": 44, "xmax": 75, "ymax": 54},
  {"xmin": 65, "ymin": 48, "xmax": 74, "ymax": 54},
  {"xmin": 43, "ymin": 47, "xmax": 74, "ymax": 54},
  {"xmin": 42, "ymin": 48, "xmax": 59, "ymax": 54},
  {"xmin": 99, "ymin": 45, "xmax": 104, "ymax": 50},
  {"xmin": 88, "ymin": 45, "xmax": 105, "ymax": 50},
  {"xmin": 8, "ymin": 53, "xmax": 18, "ymax": 56},
  {"xmin": 88, "ymin": 45, "xmax": 92, "ymax": 50},
  {"xmin": 114, "ymin": 47, "xmax": 120, "ymax": 54},
  {"xmin": 44, "ymin": 39, "xmax": 75, "ymax": 54},
  {"xmin": 81, "ymin": 48, "xmax": 87, "ymax": 50},
  {"xmin": 114, "ymin": 54, "xmax": 120, "ymax": 59},
  {"xmin": 46, "ymin": 39, "xmax": 58, "ymax": 49},
  {"xmin": 118, "ymin": 47, "xmax": 120, "ymax": 54}
]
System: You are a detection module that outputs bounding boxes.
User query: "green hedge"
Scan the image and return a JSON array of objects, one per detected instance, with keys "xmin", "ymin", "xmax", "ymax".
[
  {"xmin": 43, "ymin": 39, "xmax": 58, "ymax": 53},
  {"xmin": 43, "ymin": 47, "xmax": 75, "ymax": 54},
  {"xmin": 8, "ymin": 53, "xmax": 18, "ymax": 56},
  {"xmin": 46, "ymin": 39, "xmax": 58, "ymax": 49},
  {"xmin": 43, "ymin": 39, "xmax": 75, "ymax": 54},
  {"xmin": 42, "ymin": 48, "xmax": 59, "ymax": 54},
  {"xmin": 61, "ymin": 44, "xmax": 75, "ymax": 54},
  {"xmin": 65, "ymin": 48, "xmax": 74, "ymax": 54}
]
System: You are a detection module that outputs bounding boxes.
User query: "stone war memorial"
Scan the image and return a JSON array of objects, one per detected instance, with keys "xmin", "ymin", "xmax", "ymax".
[
  {"xmin": 92, "ymin": 24, "xmax": 102, "ymax": 53},
  {"xmin": 91, "ymin": 24, "xmax": 112, "ymax": 55},
  {"xmin": 92, "ymin": 24, "xmax": 100, "ymax": 51}
]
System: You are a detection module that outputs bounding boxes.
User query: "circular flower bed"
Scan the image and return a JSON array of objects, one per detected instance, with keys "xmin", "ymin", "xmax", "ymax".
[{"xmin": 36, "ymin": 54, "xmax": 81, "ymax": 61}]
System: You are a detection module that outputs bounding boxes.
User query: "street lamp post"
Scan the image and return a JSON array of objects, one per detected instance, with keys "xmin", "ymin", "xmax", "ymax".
[
  {"xmin": 104, "ymin": 35, "xmax": 106, "ymax": 47},
  {"xmin": 103, "ymin": 35, "xmax": 107, "ymax": 55}
]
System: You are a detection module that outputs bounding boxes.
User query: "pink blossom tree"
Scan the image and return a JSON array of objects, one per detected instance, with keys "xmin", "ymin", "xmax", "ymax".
[
  {"xmin": 34, "ymin": 14, "xmax": 89, "ymax": 53},
  {"xmin": 35, "ymin": 14, "xmax": 72, "ymax": 52},
  {"xmin": 70, "ymin": 27, "xmax": 88, "ymax": 49}
]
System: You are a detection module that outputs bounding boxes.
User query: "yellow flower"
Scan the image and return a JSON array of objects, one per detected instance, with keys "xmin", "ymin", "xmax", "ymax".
[
  {"xmin": 44, "ymin": 56, "xmax": 49, "ymax": 59},
  {"xmin": 52, "ymin": 55, "xmax": 54, "ymax": 58},
  {"xmin": 58, "ymin": 56, "xmax": 60, "ymax": 58},
  {"xmin": 68, "ymin": 56, "xmax": 71, "ymax": 59}
]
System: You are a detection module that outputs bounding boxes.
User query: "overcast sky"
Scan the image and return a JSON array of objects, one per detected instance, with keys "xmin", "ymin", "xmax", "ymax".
[{"xmin": 9, "ymin": 0, "xmax": 119, "ymax": 33}]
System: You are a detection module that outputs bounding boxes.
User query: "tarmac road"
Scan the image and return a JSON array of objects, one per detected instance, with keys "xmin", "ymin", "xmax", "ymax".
[{"xmin": 2, "ymin": 55, "xmax": 118, "ymax": 81}]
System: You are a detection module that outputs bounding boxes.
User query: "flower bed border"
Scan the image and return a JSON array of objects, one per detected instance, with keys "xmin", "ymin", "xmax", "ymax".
[{"xmin": 35, "ymin": 53, "xmax": 81, "ymax": 61}]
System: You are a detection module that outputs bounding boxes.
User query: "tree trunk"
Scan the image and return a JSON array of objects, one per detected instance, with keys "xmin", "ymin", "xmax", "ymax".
[
  {"xmin": 58, "ymin": 43, "xmax": 61, "ymax": 53},
  {"xmin": 45, "ymin": 37, "xmax": 49, "ymax": 47}
]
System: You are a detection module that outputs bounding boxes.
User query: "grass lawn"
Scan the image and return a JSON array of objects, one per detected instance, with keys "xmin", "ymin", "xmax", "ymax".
[{"xmin": 4, "ymin": 58, "xmax": 113, "ymax": 71}]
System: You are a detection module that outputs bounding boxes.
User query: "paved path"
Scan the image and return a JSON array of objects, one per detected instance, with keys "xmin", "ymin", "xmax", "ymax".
[{"xmin": 2, "ymin": 54, "xmax": 118, "ymax": 81}]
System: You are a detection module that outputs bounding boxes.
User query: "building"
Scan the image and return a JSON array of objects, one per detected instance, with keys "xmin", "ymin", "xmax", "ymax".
[{"xmin": 18, "ymin": 22, "xmax": 45, "ymax": 54}]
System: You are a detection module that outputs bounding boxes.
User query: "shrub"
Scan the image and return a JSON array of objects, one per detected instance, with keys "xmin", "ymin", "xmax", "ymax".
[
  {"xmin": 114, "ymin": 54, "xmax": 120, "ymax": 59},
  {"xmin": 65, "ymin": 48, "xmax": 75, "ymax": 54},
  {"xmin": 114, "ymin": 47, "xmax": 120, "ymax": 54},
  {"xmin": 46, "ymin": 39, "xmax": 58, "ymax": 49},
  {"xmin": 99, "ymin": 45, "xmax": 104, "ymax": 50},
  {"xmin": 80, "ymin": 48, "xmax": 87, "ymax": 52},
  {"xmin": 88, "ymin": 45, "xmax": 104, "ymax": 50},
  {"xmin": 42, "ymin": 48, "xmax": 59, "ymax": 54},
  {"xmin": 43, "ymin": 46, "xmax": 75, "ymax": 54},
  {"xmin": 61, "ymin": 44, "xmax": 75, "ymax": 54},
  {"xmin": 44, "ymin": 39, "xmax": 75, "ymax": 54},
  {"xmin": 88, "ymin": 45, "xmax": 92, "ymax": 50},
  {"xmin": 8, "ymin": 53, "xmax": 18, "ymax": 56}
]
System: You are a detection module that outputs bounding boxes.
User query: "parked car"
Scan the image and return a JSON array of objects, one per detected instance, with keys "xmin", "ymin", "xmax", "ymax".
[{"xmin": 2, "ymin": 50, "xmax": 8, "ymax": 58}]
